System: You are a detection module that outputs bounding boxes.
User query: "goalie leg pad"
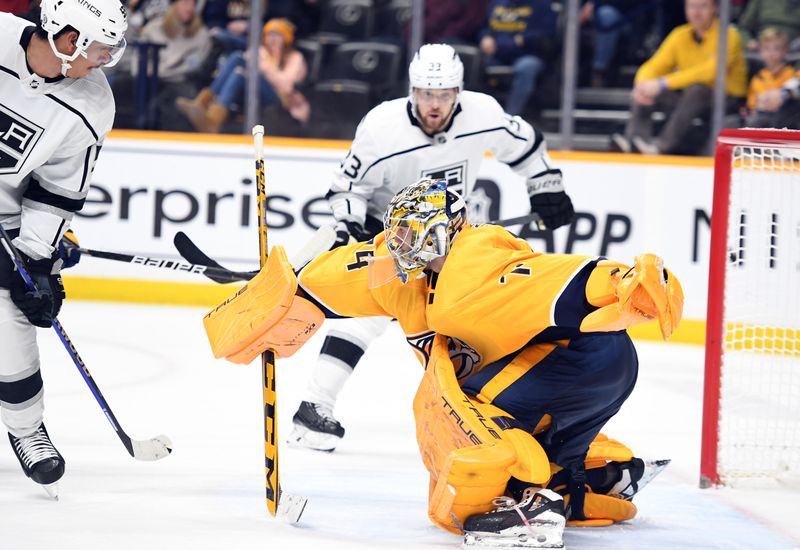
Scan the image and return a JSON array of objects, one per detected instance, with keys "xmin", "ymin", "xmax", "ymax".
[
  {"xmin": 414, "ymin": 335, "xmax": 551, "ymax": 534},
  {"xmin": 203, "ymin": 245, "xmax": 324, "ymax": 364}
]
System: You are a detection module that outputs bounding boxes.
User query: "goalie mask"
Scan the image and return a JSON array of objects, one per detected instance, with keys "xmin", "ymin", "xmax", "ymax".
[
  {"xmin": 40, "ymin": 0, "xmax": 128, "ymax": 76},
  {"xmin": 383, "ymin": 178, "xmax": 467, "ymax": 284}
]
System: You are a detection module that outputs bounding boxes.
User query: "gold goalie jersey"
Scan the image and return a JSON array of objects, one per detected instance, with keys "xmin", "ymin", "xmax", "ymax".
[{"xmin": 297, "ymin": 223, "xmax": 682, "ymax": 376}]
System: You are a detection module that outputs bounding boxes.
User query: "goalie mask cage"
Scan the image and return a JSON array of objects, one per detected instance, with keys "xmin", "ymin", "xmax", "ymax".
[{"xmin": 701, "ymin": 128, "xmax": 800, "ymax": 488}]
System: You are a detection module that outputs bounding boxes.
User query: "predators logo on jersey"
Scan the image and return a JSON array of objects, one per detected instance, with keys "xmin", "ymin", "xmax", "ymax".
[{"xmin": 406, "ymin": 330, "xmax": 482, "ymax": 379}]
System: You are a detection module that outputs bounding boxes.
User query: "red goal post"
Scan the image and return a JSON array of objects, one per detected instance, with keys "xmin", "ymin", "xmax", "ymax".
[{"xmin": 701, "ymin": 128, "xmax": 800, "ymax": 488}]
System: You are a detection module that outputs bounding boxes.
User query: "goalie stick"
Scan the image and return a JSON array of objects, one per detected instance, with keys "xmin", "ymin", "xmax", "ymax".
[
  {"xmin": 0, "ymin": 225, "xmax": 173, "ymax": 461},
  {"xmin": 252, "ymin": 125, "xmax": 308, "ymax": 523},
  {"xmin": 65, "ymin": 240, "xmax": 254, "ymax": 283}
]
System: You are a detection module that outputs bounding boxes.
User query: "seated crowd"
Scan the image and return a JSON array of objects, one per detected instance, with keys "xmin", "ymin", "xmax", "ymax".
[{"xmin": 3, "ymin": 0, "xmax": 800, "ymax": 154}]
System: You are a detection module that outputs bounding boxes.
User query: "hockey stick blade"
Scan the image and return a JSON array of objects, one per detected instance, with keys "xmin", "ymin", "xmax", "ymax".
[
  {"xmin": 131, "ymin": 434, "xmax": 173, "ymax": 461},
  {"xmin": 0, "ymin": 225, "xmax": 174, "ymax": 462},
  {"xmin": 173, "ymin": 231, "xmax": 256, "ymax": 283},
  {"xmin": 278, "ymin": 493, "xmax": 308, "ymax": 524}
]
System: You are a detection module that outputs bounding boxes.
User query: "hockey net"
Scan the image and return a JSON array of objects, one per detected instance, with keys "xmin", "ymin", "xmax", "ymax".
[{"xmin": 701, "ymin": 128, "xmax": 800, "ymax": 487}]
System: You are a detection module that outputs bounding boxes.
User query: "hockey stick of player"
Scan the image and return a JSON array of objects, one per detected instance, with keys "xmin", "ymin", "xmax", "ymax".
[
  {"xmin": 173, "ymin": 214, "xmax": 546, "ymax": 286},
  {"xmin": 174, "ymin": 213, "xmax": 547, "ymax": 286},
  {"xmin": 492, "ymin": 212, "xmax": 546, "ymax": 230},
  {"xmin": 0, "ymin": 225, "xmax": 173, "ymax": 461},
  {"xmin": 65, "ymin": 240, "xmax": 254, "ymax": 283},
  {"xmin": 173, "ymin": 227, "xmax": 336, "ymax": 282},
  {"xmin": 172, "ymin": 231, "xmax": 254, "ymax": 283},
  {"xmin": 252, "ymin": 125, "xmax": 308, "ymax": 524}
]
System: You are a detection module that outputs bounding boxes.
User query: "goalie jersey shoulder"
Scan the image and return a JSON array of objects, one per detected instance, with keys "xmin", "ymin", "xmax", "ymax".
[{"xmin": 427, "ymin": 225, "xmax": 600, "ymax": 360}]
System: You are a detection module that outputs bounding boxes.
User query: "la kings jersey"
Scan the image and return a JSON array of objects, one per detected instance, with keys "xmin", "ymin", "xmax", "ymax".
[
  {"xmin": 328, "ymin": 91, "xmax": 556, "ymax": 227},
  {"xmin": 0, "ymin": 13, "xmax": 114, "ymax": 287}
]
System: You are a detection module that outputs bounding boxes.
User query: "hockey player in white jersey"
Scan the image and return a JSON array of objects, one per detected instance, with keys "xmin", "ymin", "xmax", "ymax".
[
  {"xmin": 0, "ymin": 0, "xmax": 127, "ymax": 497},
  {"xmin": 289, "ymin": 44, "xmax": 575, "ymax": 452}
]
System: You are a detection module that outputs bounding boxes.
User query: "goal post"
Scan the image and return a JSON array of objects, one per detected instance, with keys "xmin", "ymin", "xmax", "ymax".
[{"xmin": 701, "ymin": 128, "xmax": 800, "ymax": 488}]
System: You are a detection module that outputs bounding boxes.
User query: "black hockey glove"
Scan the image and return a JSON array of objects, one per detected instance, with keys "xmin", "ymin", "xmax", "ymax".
[
  {"xmin": 9, "ymin": 252, "xmax": 65, "ymax": 328},
  {"xmin": 332, "ymin": 220, "xmax": 378, "ymax": 249},
  {"xmin": 527, "ymin": 169, "xmax": 575, "ymax": 230},
  {"xmin": 57, "ymin": 230, "xmax": 81, "ymax": 269}
]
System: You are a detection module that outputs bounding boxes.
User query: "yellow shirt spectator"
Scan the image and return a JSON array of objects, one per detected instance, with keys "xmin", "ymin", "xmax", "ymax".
[{"xmin": 636, "ymin": 20, "xmax": 747, "ymax": 97}]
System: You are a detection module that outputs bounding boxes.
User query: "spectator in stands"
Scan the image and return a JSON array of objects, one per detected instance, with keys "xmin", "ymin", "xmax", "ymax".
[
  {"xmin": 478, "ymin": 0, "xmax": 559, "ymax": 116},
  {"xmin": 737, "ymin": 0, "xmax": 800, "ymax": 53},
  {"xmin": 579, "ymin": 0, "xmax": 639, "ymax": 87},
  {"xmin": 136, "ymin": 0, "xmax": 215, "ymax": 130},
  {"xmin": 611, "ymin": 0, "xmax": 746, "ymax": 155},
  {"xmin": 175, "ymin": 18, "xmax": 309, "ymax": 133},
  {"xmin": 202, "ymin": 0, "xmax": 251, "ymax": 52},
  {"xmin": 127, "ymin": 0, "xmax": 171, "ymax": 37},
  {"xmin": 743, "ymin": 28, "xmax": 799, "ymax": 128},
  {"xmin": 139, "ymin": 0, "xmax": 213, "ymax": 84},
  {"xmin": 424, "ymin": 0, "xmax": 487, "ymax": 45}
]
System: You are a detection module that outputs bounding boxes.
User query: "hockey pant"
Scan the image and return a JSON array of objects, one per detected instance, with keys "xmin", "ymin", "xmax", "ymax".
[
  {"xmin": 461, "ymin": 331, "xmax": 639, "ymax": 520},
  {"xmin": 305, "ymin": 316, "xmax": 391, "ymax": 407},
  {"xmin": 0, "ymin": 289, "xmax": 45, "ymax": 438}
]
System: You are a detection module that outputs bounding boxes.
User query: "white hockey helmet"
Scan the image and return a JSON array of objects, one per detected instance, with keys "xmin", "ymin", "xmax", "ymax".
[
  {"xmin": 40, "ymin": 0, "xmax": 128, "ymax": 76},
  {"xmin": 383, "ymin": 178, "xmax": 467, "ymax": 283},
  {"xmin": 408, "ymin": 44, "xmax": 464, "ymax": 93}
]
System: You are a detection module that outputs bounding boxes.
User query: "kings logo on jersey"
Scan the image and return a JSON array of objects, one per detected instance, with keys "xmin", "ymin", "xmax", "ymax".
[
  {"xmin": 422, "ymin": 161, "xmax": 467, "ymax": 197},
  {"xmin": 0, "ymin": 104, "xmax": 43, "ymax": 175}
]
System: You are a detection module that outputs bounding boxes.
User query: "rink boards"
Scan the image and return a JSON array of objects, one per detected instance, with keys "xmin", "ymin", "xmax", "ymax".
[{"xmin": 64, "ymin": 130, "xmax": 715, "ymax": 344}]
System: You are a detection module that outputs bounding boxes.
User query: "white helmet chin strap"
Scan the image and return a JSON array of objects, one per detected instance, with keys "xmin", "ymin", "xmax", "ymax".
[{"xmin": 47, "ymin": 33, "xmax": 80, "ymax": 77}]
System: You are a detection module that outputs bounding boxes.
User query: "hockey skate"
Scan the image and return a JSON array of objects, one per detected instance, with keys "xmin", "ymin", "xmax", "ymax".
[
  {"xmin": 9, "ymin": 423, "xmax": 65, "ymax": 499},
  {"xmin": 463, "ymin": 489, "xmax": 566, "ymax": 549},
  {"xmin": 287, "ymin": 401, "xmax": 345, "ymax": 452},
  {"xmin": 607, "ymin": 458, "xmax": 671, "ymax": 501}
]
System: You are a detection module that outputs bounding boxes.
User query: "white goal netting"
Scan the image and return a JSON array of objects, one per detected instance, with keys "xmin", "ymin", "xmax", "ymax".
[{"xmin": 716, "ymin": 142, "xmax": 800, "ymax": 484}]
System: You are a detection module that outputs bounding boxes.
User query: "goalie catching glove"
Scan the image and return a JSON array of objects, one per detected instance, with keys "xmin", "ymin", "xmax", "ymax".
[{"xmin": 581, "ymin": 253, "xmax": 684, "ymax": 340}]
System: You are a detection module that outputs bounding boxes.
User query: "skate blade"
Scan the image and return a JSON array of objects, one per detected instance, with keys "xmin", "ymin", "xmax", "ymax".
[
  {"xmin": 463, "ymin": 520, "xmax": 564, "ymax": 549},
  {"xmin": 611, "ymin": 458, "xmax": 671, "ymax": 501},
  {"xmin": 286, "ymin": 425, "xmax": 339, "ymax": 453},
  {"xmin": 42, "ymin": 482, "xmax": 59, "ymax": 500},
  {"xmin": 639, "ymin": 459, "xmax": 671, "ymax": 488}
]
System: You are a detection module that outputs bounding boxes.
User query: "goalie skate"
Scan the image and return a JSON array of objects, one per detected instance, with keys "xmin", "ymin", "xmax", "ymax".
[
  {"xmin": 608, "ymin": 458, "xmax": 671, "ymax": 501},
  {"xmin": 287, "ymin": 401, "xmax": 345, "ymax": 452},
  {"xmin": 9, "ymin": 423, "xmax": 65, "ymax": 499},
  {"xmin": 463, "ymin": 489, "xmax": 565, "ymax": 549}
]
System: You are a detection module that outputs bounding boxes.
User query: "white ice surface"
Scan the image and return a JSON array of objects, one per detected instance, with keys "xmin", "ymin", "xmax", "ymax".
[{"xmin": 1, "ymin": 302, "xmax": 798, "ymax": 550}]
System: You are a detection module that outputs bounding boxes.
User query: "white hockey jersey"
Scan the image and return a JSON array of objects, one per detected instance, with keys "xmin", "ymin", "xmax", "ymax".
[
  {"xmin": 0, "ymin": 13, "xmax": 114, "ymax": 263},
  {"xmin": 328, "ymin": 90, "xmax": 556, "ymax": 225}
]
